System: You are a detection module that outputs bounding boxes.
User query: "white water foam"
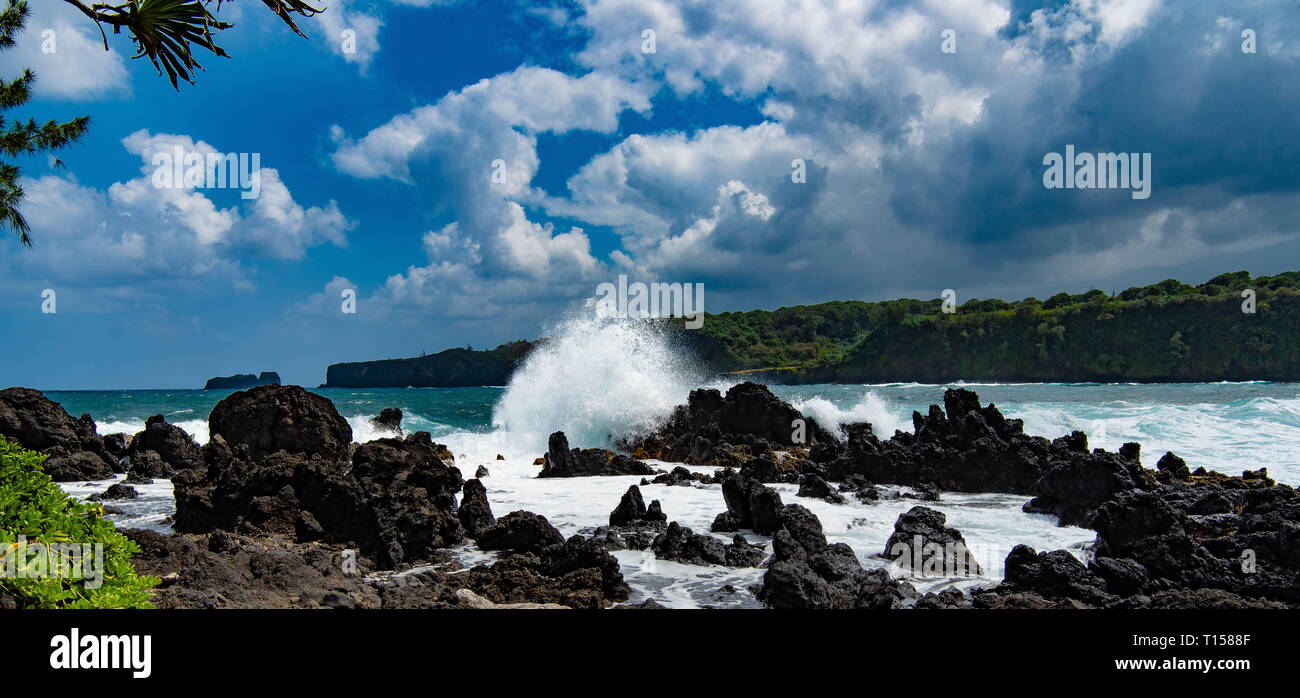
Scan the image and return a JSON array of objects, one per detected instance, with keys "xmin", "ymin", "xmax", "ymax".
[
  {"xmin": 63, "ymin": 474, "xmax": 175, "ymax": 533},
  {"xmin": 456, "ymin": 455, "xmax": 1094, "ymax": 607},
  {"xmin": 96, "ymin": 419, "xmax": 210, "ymax": 445},
  {"xmin": 1017, "ymin": 397, "xmax": 1300, "ymax": 485},
  {"xmin": 790, "ymin": 390, "xmax": 906, "ymax": 439},
  {"xmin": 490, "ymin": 303, "xmax": 714, "ymax": 453}
]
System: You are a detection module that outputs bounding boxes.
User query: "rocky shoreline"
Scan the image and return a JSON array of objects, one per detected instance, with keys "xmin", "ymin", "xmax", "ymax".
[{"xmin": 1, "ymin": 382, "xmax": 1295, "ymax": 609}]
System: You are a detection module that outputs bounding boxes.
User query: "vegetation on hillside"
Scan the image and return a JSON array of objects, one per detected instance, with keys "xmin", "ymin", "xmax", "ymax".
[
  {"xmin": 325, "ymin": 271, "xmax": 1300, "ymax": 386},
  {"xmin": 324, "ymin": 341, "xmax": 534, "ymax": 388},
  {"xmin": 692, "ymin": 271, "xmax": 1300, "ymax": 382}
]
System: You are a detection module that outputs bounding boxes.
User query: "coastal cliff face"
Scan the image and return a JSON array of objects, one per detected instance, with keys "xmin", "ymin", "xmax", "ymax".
[
  {"xmin": 696, "ymin": 271, "xmax": 1300, "ymax": 384},
  {"xmin": 733, "ymin": 291, "xmax": 1300, "ymax": 384},
  {"xmin": 204, "ymin": 372, "xmax": 281, "ymax": 390},
  {"xmin": 318, "ymin": 272, "xmax": 1300, "ymax": 388},
  {"xmin": 323, "ymin": 341, "xmax": 533, "ymax": 388}
]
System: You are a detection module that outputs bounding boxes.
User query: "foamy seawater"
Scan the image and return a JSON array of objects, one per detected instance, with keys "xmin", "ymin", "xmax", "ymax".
[
  {"xmin": 430, "ymin": 451, "xmax": 1093, "ymax": 607},
  {"xmin": 776, "ymin": 381, "xmax": 1300, "ymax": 486},
  {"xmin": 39, "ymin": 316, "xmax": 1300, "ymax": 606}
]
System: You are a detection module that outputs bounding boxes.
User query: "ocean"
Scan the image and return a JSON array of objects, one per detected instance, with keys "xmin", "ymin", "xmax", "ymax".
[
  {"xmin": 38, "ymin": 313, "xmax": 1300, "ymax": 607},
  {"xmin": 46, "ymin": 380, "xmax": 1300, "ymax": 487}
]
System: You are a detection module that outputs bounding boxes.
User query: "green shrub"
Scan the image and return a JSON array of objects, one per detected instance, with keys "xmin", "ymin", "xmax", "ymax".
[{"xmin": 0, "ymin": 438, "xmax": 158, "ymax": 608}]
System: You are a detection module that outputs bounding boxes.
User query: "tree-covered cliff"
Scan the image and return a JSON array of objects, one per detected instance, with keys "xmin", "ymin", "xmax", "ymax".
[
  {"xmin": 321, "ymin": 271, "xmax": 1300, "ymax": 386},
  {"xmin": 323, "ymin": 342, "xmax": 534, "ymax": 388},
  {"xmin": 694, "ymin": 271, "xmax": 1300, "ymax": 383}
]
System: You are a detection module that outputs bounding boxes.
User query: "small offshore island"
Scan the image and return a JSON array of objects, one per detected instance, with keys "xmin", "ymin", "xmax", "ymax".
[{"xmin": 203, "ymin": 372, "xmax": 282, "ymax": 390}]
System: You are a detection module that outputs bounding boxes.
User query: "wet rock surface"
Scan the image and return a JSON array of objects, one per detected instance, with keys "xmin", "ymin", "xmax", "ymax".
[
  {"xmin": 974, "ymin": 472, "xmax": 1300, "ymax": 608},
  {"xmin": 371, "ymin": 407, "xmax": 403, "ymax": 434},
  {"xmin": 626, "ymin": 383, "xmax": 833, "ymax": 483},
  {"xmin": 540, "ymin": 431, "xmax": 655, "ymax": 477},
  {"xmin": 882, "ymin": 506, "xmax": 983, "ymax": 576},
  {"xmin": 90, "ymin": 483, "xmax": 138, "ymax": 501},
  {"xmin": 650, "ymin": 521, "xmax": 765, "ymax": 567},
  {"xmin": 608, "ymin": 485, "xmax": 667, "ymax": 528}
]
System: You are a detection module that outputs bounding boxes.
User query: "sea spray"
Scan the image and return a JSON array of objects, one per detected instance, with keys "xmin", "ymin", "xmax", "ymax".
[
  {"xmin": 97, "ymin": 419, "xmax": 210, "ymax": 445},
  {"xmin": 787, "ymin": 390, "xmax": 905, "ymax": 439},
  {"xmin": 491, "ymin": 301, "xmax": 715, "ymax": 451}
]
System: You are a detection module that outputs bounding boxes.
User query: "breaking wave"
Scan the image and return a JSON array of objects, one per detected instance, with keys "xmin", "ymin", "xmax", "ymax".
[{"xmin": 490, "ymin": 302, "xmax": 714, "ymax": 451}]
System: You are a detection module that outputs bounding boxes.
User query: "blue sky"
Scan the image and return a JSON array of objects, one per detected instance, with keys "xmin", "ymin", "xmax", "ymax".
[{"xmin": 1, "ymin": 0, "xmax": 1298, "ymax": 389}]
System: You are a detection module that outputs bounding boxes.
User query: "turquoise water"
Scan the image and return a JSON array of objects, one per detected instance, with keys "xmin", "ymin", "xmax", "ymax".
[
  {"xmin": 44, "ymin": 387, "xmax": 502, "ymax": 440},
  {"xmin": 44, "ymin": 381, "xmax": 1300, "ymax": 486}
]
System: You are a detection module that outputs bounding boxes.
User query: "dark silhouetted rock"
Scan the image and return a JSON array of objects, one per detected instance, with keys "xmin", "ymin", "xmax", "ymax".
[
  {"xmin": 0, "ymin": 387, "xmax": 116, "ymax": 480},
  {"xmin": 1088, "ymin": 556, "xmax": 1149, "ymax": 597},
  {"xmin": 996, "ymin": 546, "xmax": 1115, "ymax": 606},
  {"xmin": 1022, "ymin": 449, "xmax": 1141, "ymax": 527},
  {"xmin": 608, "ymin": 485, "xmax": 667, "ymax": 529},
  {"xmin": 175, "ymin": 426, "xmax": 464, "ymax": 568},
  {"xmin": 651, "ymin": 522, "xmax": 764, "ymax": 568},
  {"xmin": 41, "ymin": 452, "xmax": 115, "ymax": 482},
  {"xmin": 710, "ymin": 511, "xmax": 741, "ymax": 533},
  {"xmin": 1156, "ymin": 451, "xmax": 1190, "ymax": 480},
  {"xmin": 775, "ymin": 503, "xmax": 828, "ymax": 556},
  {"xmin": 539, "ymin": 535, "xmax": 631, "ymax": 601},
  {"xmin": 797, "ymin": 473, "xmax": 846, "ymax": 504},
  {"xmin": 208, "ymin": 384, "xmax": 352, "ymax": 463},
  {"xmin": 539, "ymin": 431, "xmax": 654, "ymax": 477},
  {"xmin": 127, "ymin": 414, "xmax": 203, "ymax": 476},
  {"xmin": 102, "ymin": 433, "xmax": 130, "ymax": 466},
  {"xmin": 651, "ymin": 521, "xmax": 726, "ymax": 565},
  {"xmin": 477, "ymin": 510, "xmax": 565, "ymax": 555},
  {"xmin": 883, "ymin": 506, "xmax": 982, "ymax": 576},
  {"xmin": 651, "ymin": 465, "xmax": 704, "ymax": 486},
  {"xmin": 763, "ymin": 537, "xmax": 916, "ymax": 609},
  {"xmin": 724, "ymin": 534, "xmax": 765, "ymax": 567},
  {"xmin": 622, "ymin": 383, "xmax": 835, "ymax": 469},
  {"xmin": 89, "ymin": 483, "xmax": 138, "ymax": 501},
  {"xmin": 124, "ymin": 470, "xmax": 154, "ymax": 485},
  {"xmin": 458, "ymin": 479, "xmax": 495, "ymax": 538},
  {"xmin": 371, "ymin": 407, "xmax": 403, "ymax": 434},
  {"xmin": 204, "ymin": 372, "xmax": 281, "ymax": 390}
]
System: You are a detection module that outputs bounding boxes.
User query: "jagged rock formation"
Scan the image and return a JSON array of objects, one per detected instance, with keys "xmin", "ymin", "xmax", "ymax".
[
  {"xmin": 126, "ymin": 414, "xmax": 203, "ymax": 478},
  {"xmin": 539, "ymin": 431, "xmax": 654, "ymax": 477},
  {"xmin": 0, "ymin": 387, "xmax": 118, "ymax": 480}
]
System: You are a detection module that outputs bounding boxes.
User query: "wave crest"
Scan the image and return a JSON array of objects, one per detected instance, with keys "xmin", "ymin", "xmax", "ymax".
[{"xmin": 491, "ymin": 302, "xmax": 711, "ymax": 450}]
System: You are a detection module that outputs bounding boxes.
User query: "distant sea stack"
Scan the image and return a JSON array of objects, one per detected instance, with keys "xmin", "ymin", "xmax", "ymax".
[{"xmin": 204, "ymin": 372, "xmax": 282, "ymax": 390}]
